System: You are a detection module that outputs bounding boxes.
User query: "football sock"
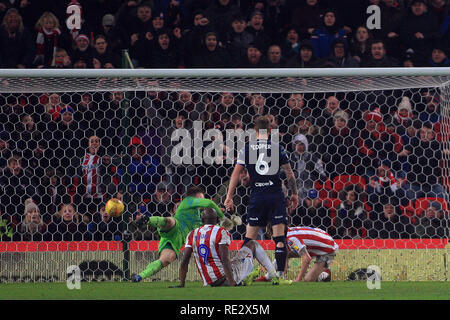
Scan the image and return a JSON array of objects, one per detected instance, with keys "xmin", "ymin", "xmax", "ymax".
[
  {"xmin": 148, "ymin": 216, "xmax": 166, "ymax": 228},
  {"xmin": 254, "ymin": 243, "xmax": 277, "ymax": 279},
  {"xmin": 235, "ymin": 246, "xmax": 252, "ymax": 260},
  {"xmin": 139, "ymin": 260, "xmax": 163, "ymax": 279},
  {"xmin": 273, "ymin": 236, "xmax": 287, "ymax": 276},
  {"xmin": 241, "ymin": 237, "xmax": 253, "ymax": 248}
]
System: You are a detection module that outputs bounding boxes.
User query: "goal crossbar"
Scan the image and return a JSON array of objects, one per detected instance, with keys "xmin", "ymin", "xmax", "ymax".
[{"xmin": 0, "ymin": 68, "xmax": 449, "ymax": 93}]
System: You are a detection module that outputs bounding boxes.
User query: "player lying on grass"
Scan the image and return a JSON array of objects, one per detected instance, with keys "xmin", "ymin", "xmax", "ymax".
[
  {"xmin": 132, "ymin": 186, "xmax": 234, "ymax": 282},
  {"xmin": 176, "ymin": 208, "xmax": 292, "ymax": 287},
  {"xmin": 258, "ymin": 225, "xmax": 338, "ymax": 282}
]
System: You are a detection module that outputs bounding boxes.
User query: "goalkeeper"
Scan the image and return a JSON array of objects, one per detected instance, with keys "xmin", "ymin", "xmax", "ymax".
[{"xmin": 132, "ymin": 186, "xmax": 237, "ymax": 282}]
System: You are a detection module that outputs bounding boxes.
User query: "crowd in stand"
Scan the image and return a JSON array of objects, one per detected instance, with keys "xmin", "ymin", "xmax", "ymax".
[
  {"xmin": 0, "ymin": 0, "xmax": 449, "ymax": 242},
  {"xmin": 0, "ymin": 88, "xmax": 448, "ymax": 241},
  {"xmin": 0, "ymin": 0, "xmax": 449, "ymax": 69}
]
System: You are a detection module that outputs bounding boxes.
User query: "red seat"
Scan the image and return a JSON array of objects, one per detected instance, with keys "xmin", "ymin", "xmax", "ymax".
[
  {"xmin": 414, "ymin": 197, "xmax": 449, "ymax": 217},
  {"xmin": 332, "ymin": 175, "xmax": 367, "ymax": 194}
]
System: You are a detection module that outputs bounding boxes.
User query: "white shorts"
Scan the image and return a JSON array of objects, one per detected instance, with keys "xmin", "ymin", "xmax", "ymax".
[{"xmin": 231, "ymin": 247, "xmax": 254, "ymax": 285}]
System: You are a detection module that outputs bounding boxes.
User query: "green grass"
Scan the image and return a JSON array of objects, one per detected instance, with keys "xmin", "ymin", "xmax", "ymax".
[{"xmin": 0, "ymin": 281, "xmax": 449, "ymax": 300}]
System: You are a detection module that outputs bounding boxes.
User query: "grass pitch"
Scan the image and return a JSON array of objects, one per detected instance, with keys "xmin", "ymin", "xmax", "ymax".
[{"xmin": 0, "ymin": 281, "xmax": 448, "ymax": 300}]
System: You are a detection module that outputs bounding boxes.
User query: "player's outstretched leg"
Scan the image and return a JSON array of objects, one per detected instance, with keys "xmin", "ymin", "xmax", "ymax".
[{"xmin": 133, "ymin": 248, "xmax": 177, "ymax": 282}]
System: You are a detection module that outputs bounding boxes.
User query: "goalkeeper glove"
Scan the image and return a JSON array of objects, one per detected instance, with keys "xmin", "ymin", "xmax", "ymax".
[
  {"xmin": 219, "ymin": 217, "xmax": 235, "ymax": 231},
  {"xmin": 136, "ymin": 215, "xmax": 149, "ymax": 228}
]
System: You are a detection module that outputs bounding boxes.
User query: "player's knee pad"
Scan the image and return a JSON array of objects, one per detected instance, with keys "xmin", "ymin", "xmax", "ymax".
[{"xmin": 273, "ymin": 236, "xmax": 286, "ymax": 249}]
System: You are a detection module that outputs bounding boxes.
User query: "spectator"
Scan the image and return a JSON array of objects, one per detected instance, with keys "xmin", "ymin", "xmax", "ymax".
[
  {"xmin": 265, "ymin": 44, "xmax": 285, "ymax": 67},
  {"xmin": 13, "ymin": 198, "xmax": 46, "ymax": 241},
  {"xmin": 182, "ymin": 10, "xmax": 215, "ymax": 67},
  {"xmin": 123, "ymin": 2, "xmax": 154, "ymax": 66},
  {"xmin": 46, "ymin": 203, "xmax": 89, "ymax": 241},
  {"xmin": 310, "ymin": 9, "xmax": 347, "ymax": 59},
  {"xmin": 70, "ymin": 34, "xmax": 94, "ymax": 68},
  {"xmin": 402, "ymin": 122, "xmax": 444, "ymax": 200},
  {"xmin": 245, "ymin": 10, "xmax": 271, "ymax": 54},
  {"xmin": 148, "ymin": 181, "xmax": 176, "ymax": 216},
  {"xmin": 33, "ymin": 11, "xmax": 69, "ymax": 67},
  {"xmin": 148, "ymin": 29, "xmax": 183, "ymax": 68},
  {"xmin": 361, "ymin": 39, "xmax": 399, "ymax": 67},
  {"xmin": 385, "ymin": 96, "xmax": 416, "ymax": 138},
  {"xmin": 74, "ymin": 135, "xmax": 119, "ymax": 217},
  {"xmin": 281, "ymin": 26, "xmax": 301, "ymax": 60},
  {"xmin": 92, "ymin": 35, "xmax": 121, "ymax": 68},
  {"xmin": 285, "ymin": 113, "xmax": 322, "ymax": 154},
  {"xmin": 376, "ymin": 0, "xmax": 405, "ymax": 59},
  {"xmin": 0, "ymin": 154, "xmax": 37, "ymax": 227},
  {"xmin": 51, "ymin": 48, "xmax": 72, "ymax": 68},
  {"xmin": 290, "ymin": 134, "xmax": 327, "ymax": 206},
  {"xmin": 0, "ymin": 131, "xmax": 12, "ymax": 168},
  {"xmin": 313, "ymin": 95, "xmax": 342, "ymax": 129},
  {"xmin": 89, "ymin": 204, "xmax": 121, "ymax": 241},
  {"xmin": 349, "ymin": 25, "xmax": 372, "ymax": 64},
  {"xmin": 225, "ymin": 13, "xmax": 254, "ymax": 67},
  {"xmin": 325, "ymin": 38, "xmax": 360, "ymax": 68},
  {"xmin": 12, "ymin": 114, "xmax": 42, "ymax": 163},
  {"xmin": 286, "ymin": 39, "xmax": 323, "ymax": 68},
  {"xmin": 368, "ymin": 196, "xmax": 414, "ymax": 238},
  {"xmin": 240, "ymin": 42, "xmax": 265, "ymax": 67},
  {"xmin": 419, "ymin": 91, "xmax": 441, "ymax": 124},
  {"xmin": 334, "ymin": 184, "xmax": 369, "ymax": 239},
  {"xmin": 164, "ymin": 91, "xmax": 204, "ymax": 124},
  {"xmin": 318, "ymin": 110, "xmax": 359, "ymax": 180},
  {"xmin": 129, "ymin": 201, "xmax": 154, "ymax": 240},
  {"xmin": 358, "ymin": 108, "xmax": 403, "ymax": 176},
  {"xmin": 290, "ymin": 0, "xmax": 322, "ymax": 39},
  {"xmin": 367, "ymin": 160, "xmax": 406, "ymax": 206},
  {"xmin": 39, "ymin": 170, "xmax": 66, "ymax": 220},
  {"xmin": 242, "ymin": 93, "xmax": 270, "ymax": 124},
  {"xmin": 413, "ymin": 200, "xmax": 447, "ymax": 238},
  {"xmin": 99, "ymin": 14, "xmax": 123, "ymax": 53},
  {"xmin": 399, "ymin": 0, "xmax": 441, "ymax": 66},
  {"xmin": 123, "ymin": 136, "xmax": 162, "ymax": 201},
  {"xmin": 206, "ymin": 0, "xmax": 241, "ymax": 42},
  {"xmin": 427, "ymin": 42, "xmax": 450, "ymax": 67},
  {"xmin": 279, "ymin": 93, "xmax": 311, "ymax": 130},
  {"xmin": 193, "ymin": 31, "xmax": 231, "ymax": 68},
  {"xmin": 0, "ymin": 8, "xmax": 34, "ymax": 68}
]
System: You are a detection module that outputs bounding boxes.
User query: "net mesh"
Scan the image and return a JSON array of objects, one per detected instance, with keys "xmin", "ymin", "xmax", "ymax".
[{"xmin": 0, "ymin": 71, "xmax": 449, "ymax": 282}]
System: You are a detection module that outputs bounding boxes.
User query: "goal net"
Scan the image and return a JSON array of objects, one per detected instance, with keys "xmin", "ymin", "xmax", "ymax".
[{"xmin": 0, "ymin": 68, "xmax": 449, "ymax": 283}]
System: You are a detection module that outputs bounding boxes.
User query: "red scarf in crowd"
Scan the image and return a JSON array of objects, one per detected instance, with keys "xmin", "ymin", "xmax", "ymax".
[
  {"xmin": 393, "ymin": 111, "xmax": 413, "ymax": 126},
  {"xmin": 35, "ymin": 27, "xmax": 61, "ymax": 65}
]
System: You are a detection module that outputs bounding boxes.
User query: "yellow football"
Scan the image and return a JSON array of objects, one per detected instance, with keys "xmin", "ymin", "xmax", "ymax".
[{"xmin": 105, "ymin": 198, "xmax": 125, "ymax": 217}]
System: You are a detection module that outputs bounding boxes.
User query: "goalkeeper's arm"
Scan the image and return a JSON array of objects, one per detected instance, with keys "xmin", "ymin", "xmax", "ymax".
[{"xmin": 189, "ymin": 198, "xmax": 225, "ymax": 219}]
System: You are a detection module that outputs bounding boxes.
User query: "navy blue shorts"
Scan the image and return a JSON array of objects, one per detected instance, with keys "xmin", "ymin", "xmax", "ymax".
[{"xmin": 247, "ymin": 192, "xmax": 287, "ymax": 227}]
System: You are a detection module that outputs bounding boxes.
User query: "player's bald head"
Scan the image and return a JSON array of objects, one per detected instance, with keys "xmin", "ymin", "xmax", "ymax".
[{"xmin": 202, "ymin": 207, "xmax": 218, "ymax": 224}]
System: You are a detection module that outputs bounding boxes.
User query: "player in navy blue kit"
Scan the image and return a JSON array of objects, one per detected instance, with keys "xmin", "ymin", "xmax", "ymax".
[{"xmin": 224, "ymin": 116, "xmax": 299, "ymax": 284}]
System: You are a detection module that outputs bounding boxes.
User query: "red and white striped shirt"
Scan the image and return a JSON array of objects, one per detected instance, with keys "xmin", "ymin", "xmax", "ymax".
[
  {"xmin": 81, "ymin": 152, "xmax": 102, "ymax": 199},
  {"xmin": 185, "ymin": 224, "xmax": 231, "ymax": 286},
  {"xmin": 286, "ymin": 227, "xmax": 338, "ymax": 257}
]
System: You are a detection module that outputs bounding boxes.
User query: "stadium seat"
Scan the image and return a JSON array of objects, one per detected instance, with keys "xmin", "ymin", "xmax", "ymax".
[{"xmin": 332, "ymin": 175, "xmax": 367, "ymax": 194}]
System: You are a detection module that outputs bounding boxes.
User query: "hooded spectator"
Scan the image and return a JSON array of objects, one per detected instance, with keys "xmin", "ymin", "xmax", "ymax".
[
  {"xmin": 93, "ymin": 35, "xmax": 121, "ymax": 68},
  {"xmin": 311, "ymin": 9, "xmax": 347, "ymax": 59},
  {"xmin": 286, "ymin": 39, "xmax": 323, "ymax": 68},
  {"xmin": 399, "ymin": 0, "xmax": 441, "ymax": 66},
  {"xmin": 225, "ymin": 13, "xmax": 254, "ymax": 67},
  {"xmin": 428, "ymin": 42, "xmax": 450, "ymax": 67},
  {"xmin": 193, "ymin": 31, "xmax": 231, "ymax": 68},
  {"xmin": 326, "ymin": 38, "xmax": 360, "ymax": 68},
  {"xmin": 281, "ymin": 26, "xmax": 301, "ymax": 60},
  {"xmin": 206, "ymin": 0, "xmax": 241, "ymax": 42},
  {"xmin": 290, "ymin": 0, "xmax": 323, "ymax": 38},
  {"xmin": 148, "ymin": 29, "xmax": 183, "ymax": 68},
  {"xmin": 244, "ymin": 10, "xmax": 272, "ymax": 54}
]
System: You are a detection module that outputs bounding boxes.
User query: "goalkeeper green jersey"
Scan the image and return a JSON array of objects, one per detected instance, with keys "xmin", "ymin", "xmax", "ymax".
[{"xmin": 158, "ymin": 197, "xmax": 224, "ymax": 255}]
